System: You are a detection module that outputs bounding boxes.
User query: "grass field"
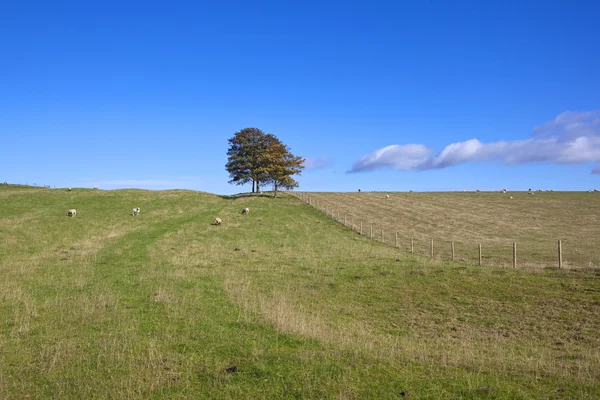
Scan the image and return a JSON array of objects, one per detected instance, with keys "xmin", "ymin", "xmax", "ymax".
[
  {"xmin": 1, "ymin": 185, "xmax": 599, "ymax": 399},
  {"xmin": 294, "ymin": 191, "xmax": 600, "ymax": 269}
]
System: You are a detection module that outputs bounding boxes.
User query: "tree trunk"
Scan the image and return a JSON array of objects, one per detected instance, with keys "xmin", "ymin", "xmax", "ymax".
[
  {"xmin": 252, "ymin": 180, "xmax": 255, "ymax": 193},
  {"xmin": 274, "ymin": 184, "xmax": 278, "ymax": 198},
  {"xmin": 257, "ymin": 181, "xmax": 260, "ymax": 193}
]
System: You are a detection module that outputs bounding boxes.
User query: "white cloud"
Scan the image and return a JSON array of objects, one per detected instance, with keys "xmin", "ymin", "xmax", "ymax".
[
  {"xmin": 349, "ymin": 144, "xmax": 432, "ymax": 172},
  {"xmin": 350, "ymin": 110, "xmax": 600, "ymax": 173},
  {"xmin": 305, "ymin": 157, "xmax": 331, "ymax": 169}
]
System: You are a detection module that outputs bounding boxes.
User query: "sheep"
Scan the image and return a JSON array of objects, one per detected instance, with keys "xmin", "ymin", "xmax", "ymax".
[
  {"xmin": 509, "ymin": 196, "xmax": 513, "ymax": 199},
  {"xmin": 528, "ymin": 188, "xmax": 532, "ymax": 192},
  {"xmin": 242, "ymin": 207, "xmax": 249, "ymax": 215},
  {"xmin": 386, "ymin": 194, "xmax": 390, "ymax": 199},
  {"xmin": 214, "ymin": 217, "xmax": 222, "ymax": 225},
  {"xmin": 93, "ymin": 186, "xmax": 98, "ymax": 190},
  {"xmin": 529, "ymin": 192, "xmax": 534, "ymax": 195},
  {"xmin": 502, "ymin": 189, "xmax": 507, "ymax": 193},
  {"xmin": 67, "ymin": 209, "xmax": 77, "ymax": 217},
  {"xmin": 67, "ymin": 188, "xmax": 72, "ymax": 192},
  {"xmin": 132, "ymin": 207, "xmax": 141, "ymax": 216}
]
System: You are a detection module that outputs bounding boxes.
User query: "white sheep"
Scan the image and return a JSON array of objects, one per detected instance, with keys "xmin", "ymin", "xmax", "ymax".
[
  {"xmin": 529, "ymin": 192, "xmax": 534, "ymax": 195},
  {"xmin": 502, "ymin": 189, "xmax": 507, "ymax": 193},
  {"xmin": 386, "ymin": 194, "xmax": 390, "ymax": 199},
  {"xmin": 132, "ymin": 207, "xmax": 141, "ymax": 216},
  {"xmin": 67, "ymin": 188, "xmax": 72, "ymax": 192},
  {"xmin": 242, "ymin": 207, "xmax": 249, "ymax": 215},
  {"xmin": 214, "ymin": 217, "xmax": 222, "ymax": 225},
  {"xmin": 509, "ymin": 196, "xmax": 513, "ymax": 199},
  {"xmin": 67, "ymin": 209, "xmax": 77, "ymax": 217}
]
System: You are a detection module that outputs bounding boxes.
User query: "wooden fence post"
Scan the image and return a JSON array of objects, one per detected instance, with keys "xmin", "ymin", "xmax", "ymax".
[
  {"xmin": 411, "ymin": 237, "xmax": 414, "ymax": 253},
  {"xmin": 513, "ymin": 242, "xmax": 517, "ymax": 268},
  {"xmin": 478, "ymin": 244, "xmax": 482, "ymax": 266},
  {"xmin": 558, "ymin": 240, "xmax": 563, "ymax": 269},
  {"xmin": 430, "ymin": 239, "xmax": 434, "ymax": 258},
  {"xmin": 451, "ymin": 241, "xmax": 455, "ymax": 261}
]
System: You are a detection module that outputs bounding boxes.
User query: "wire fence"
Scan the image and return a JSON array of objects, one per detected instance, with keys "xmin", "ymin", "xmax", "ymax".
[{"xmin": 291, "ymin": 192, "xmax": 599, "ymax": 270}]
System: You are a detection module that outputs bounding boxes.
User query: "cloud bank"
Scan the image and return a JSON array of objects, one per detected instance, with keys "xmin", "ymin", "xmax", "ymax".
[{"xmin": 349, "ymin": 110, "xmax": 600, "ymax": 174}]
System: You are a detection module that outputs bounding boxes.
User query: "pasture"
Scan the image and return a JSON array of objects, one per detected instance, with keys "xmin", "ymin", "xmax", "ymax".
[
  {"xmin": 296, "ymin": 191, "xmax": 600, "ymax": 269},
  {"xmin": 0, "ymin": 185, "xmax": 599, "ymax": 399}
]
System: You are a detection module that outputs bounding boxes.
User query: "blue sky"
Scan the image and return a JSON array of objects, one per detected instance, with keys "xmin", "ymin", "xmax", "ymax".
[{"xmin": 2, "ymin": 1, "xmax": 599, "ymax": 193}]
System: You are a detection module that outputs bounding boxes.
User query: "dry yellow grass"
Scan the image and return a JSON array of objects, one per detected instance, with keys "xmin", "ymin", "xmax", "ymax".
[{"xmin": 295, "ymin": 191, "xmax": 600, "ymax": 269}]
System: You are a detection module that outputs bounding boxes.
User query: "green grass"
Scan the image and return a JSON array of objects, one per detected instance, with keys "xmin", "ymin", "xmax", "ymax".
[
  {"xmin": 295, "ymin": 191, "xmax": 600, "ymax": 269},
  {"xmin": 1, "ymin": 186, "xmax": 599, "ymax": 399}
]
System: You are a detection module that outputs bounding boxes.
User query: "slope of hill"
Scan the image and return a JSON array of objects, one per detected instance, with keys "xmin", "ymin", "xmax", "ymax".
[{"xmin": 0, "ymin": 186, "xmax": 599, "ymax": 399}]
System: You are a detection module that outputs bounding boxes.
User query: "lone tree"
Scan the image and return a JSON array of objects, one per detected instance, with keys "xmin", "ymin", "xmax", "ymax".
[
  {"xmin": 226, "ymin": 128, "xmax": 304, "ymax": 195},
  {"xmin": 255, "ymin": 142, "xmax": 305, "ymax": 198},
  {"xmin": 226, "ymin": 128, "xmax": 280, "ymax": 193}
]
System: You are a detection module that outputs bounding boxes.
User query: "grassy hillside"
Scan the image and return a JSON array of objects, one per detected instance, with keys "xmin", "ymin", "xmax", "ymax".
[
  {"xmin": 295, "ymin": 191, "xmax": 600, "ymax": 269},
  {"xmin": 0, "ymin": 186, "xmax": 599, "ymax": 399}
]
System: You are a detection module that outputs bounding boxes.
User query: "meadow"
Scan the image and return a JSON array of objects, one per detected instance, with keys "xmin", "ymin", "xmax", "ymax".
[
  {"xmin": 0, "ymin": 185, "xmax": 599, "ymax": 399},
  {"xmin": 295, "ymin": 191, "xmax": 600, "ymax": 269}
]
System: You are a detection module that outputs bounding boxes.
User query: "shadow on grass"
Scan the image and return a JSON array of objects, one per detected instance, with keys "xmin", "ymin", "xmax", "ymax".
[{"xmin": 219, "ymin": 192, "xmax": 276, "ymax": 200}]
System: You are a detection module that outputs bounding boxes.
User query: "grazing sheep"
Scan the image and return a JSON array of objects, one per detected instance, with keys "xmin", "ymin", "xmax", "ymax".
[
  {"xmin": 132, "ymin": 207, "xmax": 141, "ymax": 216},
  {"xmin": 67, "ymin": 209, "xmax": 77, "ymax": 217},
  {"xmin": 509, "ymin": 196, "xmax": 513, "ymax": 199},
  {"xmin": 529, "ymin": 192, "xmax": 534, "ymax": 195},
  {"xmin": 386, "ymin": 194, "xmax": 390, "ymax": 199},
  {"xmin": 242, "ymin": 207, "xmax": 249, "ymax": 215},
  {"xmin": 502, "ymin": 189, "xmax": 507, "ymax": 193},
  {"xmin": 214, "ymin": 217, "xmax": 222, "ymax": 225},
  {"xmin": 67, "ymin": 188, "xmax": 72, "ymax": 192}
]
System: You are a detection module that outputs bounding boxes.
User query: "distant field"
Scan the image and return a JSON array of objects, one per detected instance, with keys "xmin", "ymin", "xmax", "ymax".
[
  {"xmin": 1, "ymin": 186, "xmax": 599, "ymax": 398},
  {"xmin": 294, "ymin": 191, "xmax": 600, "ymax": 269}
]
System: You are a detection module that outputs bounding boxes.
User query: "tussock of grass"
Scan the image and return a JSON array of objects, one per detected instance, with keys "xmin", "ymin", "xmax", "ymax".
[{"xmin": 0, "ymin": 186, "xmax": 599, "ymax": 398}]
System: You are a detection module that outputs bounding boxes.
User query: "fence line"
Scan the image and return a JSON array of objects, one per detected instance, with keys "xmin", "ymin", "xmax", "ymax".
[{"xmin": 292, "ymin": 192, "xmax": 587, "ymax": 270}]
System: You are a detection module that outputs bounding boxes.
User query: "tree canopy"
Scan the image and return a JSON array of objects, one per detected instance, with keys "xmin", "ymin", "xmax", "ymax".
[{"xmin": 226, "ymin": 128, "xmax": 304, "ymax": 196}]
